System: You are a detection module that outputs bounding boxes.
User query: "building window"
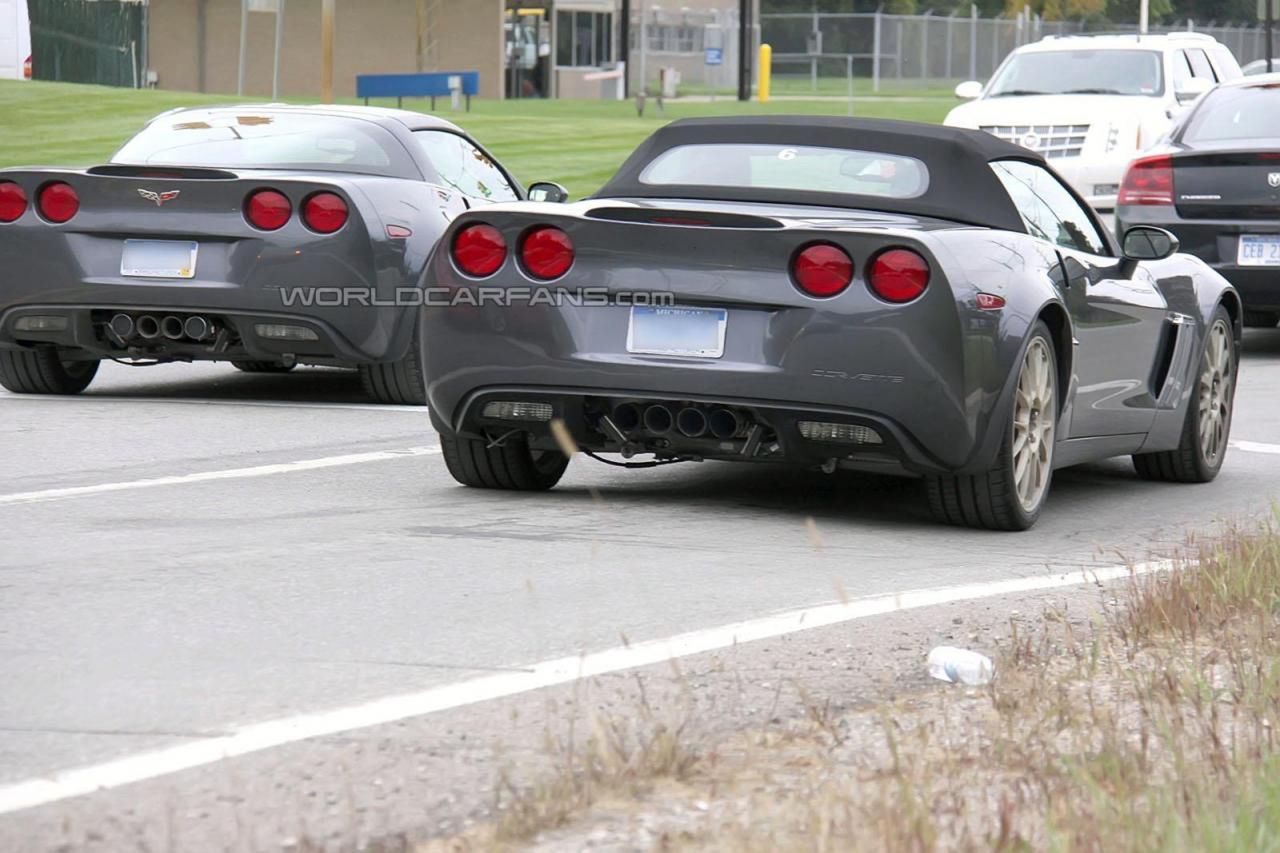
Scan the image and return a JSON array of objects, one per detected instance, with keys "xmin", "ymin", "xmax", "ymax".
[{"xmin": 556, "ymin": 10, "xmax": 612, "ymax": 67}]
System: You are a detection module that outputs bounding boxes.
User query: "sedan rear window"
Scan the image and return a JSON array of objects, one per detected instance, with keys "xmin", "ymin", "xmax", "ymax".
[
  {"xmin": 1180, "ymin": 85, "xmax": 1280, "ymax": 143},
  {"xmin": 638, "ymin": 144, "xmax": 929, "ymax": 199},
  {"xmin": 113, "ymin": 113, "xmax": 417, "ymax": 178}
]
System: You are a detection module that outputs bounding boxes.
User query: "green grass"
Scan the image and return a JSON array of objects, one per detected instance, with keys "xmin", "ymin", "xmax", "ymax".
[{"xmin": 0, "ymin": 79, "xmax": 953, "ymax": 196}]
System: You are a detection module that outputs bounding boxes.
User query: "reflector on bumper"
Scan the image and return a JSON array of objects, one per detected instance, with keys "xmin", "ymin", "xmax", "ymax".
[
  {"xmin": 482, "ymin": 401, "xmax": 554, "ymax": 422},
  {"xmin": 798, "ymin": 421, "xmax": 883, "ymax": 445}
]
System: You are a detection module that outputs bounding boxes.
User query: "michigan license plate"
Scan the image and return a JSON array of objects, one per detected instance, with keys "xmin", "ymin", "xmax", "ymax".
[
  {"xmin": 121, "ymin": 240, "xmax": 198, "ymax": 279},
  {"xmin": 1238, "ymin": 235, "xmax": 1280, "ymax": 267},
  {"xmin": 626, "ymin": 306, "xmax": 727, "ymax": 359}
]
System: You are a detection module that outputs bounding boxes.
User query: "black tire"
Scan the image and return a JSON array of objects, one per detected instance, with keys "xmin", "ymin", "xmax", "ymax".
[
  {"xmin": 926, "ymin": 322, "xmax": 1058, "ymax": 531},
  {"xmin": 440, "ymin": 432, "xmax": 569, "ymax": 491},
  {"xmin": 1133, "ymin": 306, "xmax": 1235, "ymax": 483},
  {"xmin": 1243, "ymin": 310, "xmax": 1279, "ymax": 329},
  {"xmin": 231, "ymin": 360, "xmax": 296, "ymax": 373},
  {"xmin": 0, "ymin": 348, "xmax": 99, "ymax": 395},
  {"xmin": 358, "ymin": 349, "xmax": 425, "ymax": 405}
]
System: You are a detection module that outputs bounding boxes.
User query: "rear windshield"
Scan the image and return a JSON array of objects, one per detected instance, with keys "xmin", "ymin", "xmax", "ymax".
[
  {"xmin": 112, "ymin": 113, "xmax": 418, "ymax": 177},
  {"xmin": 1180, "ymin": 85, "xmax": 1280, "ymax": 143},
  {"xmin": 987, "ymin": 49, "xmax": 1165, "ymax": 97},
  {"xmin": 638, "ymin": 144, "xmax": 929, "ymax": 199}
]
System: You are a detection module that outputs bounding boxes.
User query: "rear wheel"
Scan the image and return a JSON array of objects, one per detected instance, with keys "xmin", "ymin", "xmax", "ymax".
[
  {"xmin": 927, "ymin": 323, "xmax": 1057, "ymax": 531},
  {"xmin": 231, "ymin": 360, "xmax": 296, "ymax": 373},
  {"xmin": 1243, "ymin": 310, "xmax": 1279, "ymax": 329},
  {"xmin": 0, "ymin": 348, "xmax": 99, "ymax": 395},
  {"xmin": 1133, "ymin": 308, "xmax": 1235, "ymax": 483},
  {"xmin": 441, "ymin": 432, "xmax": 569, "ymax": 491}
]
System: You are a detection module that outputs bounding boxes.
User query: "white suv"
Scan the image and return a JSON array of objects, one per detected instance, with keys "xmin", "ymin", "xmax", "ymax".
[{"xmin": 944, "ymin": 33, "xmax": 1241, "ymax": 215}]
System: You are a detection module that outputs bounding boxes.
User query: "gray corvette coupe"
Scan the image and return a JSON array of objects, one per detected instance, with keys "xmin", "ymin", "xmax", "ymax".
[
  {"xmin": 0, "ymin": 104, "xmax": 546, "ymax": 404},
  {"xmin": 421, "ymin": 117, "xmax": 1241, "ymax": 530}
]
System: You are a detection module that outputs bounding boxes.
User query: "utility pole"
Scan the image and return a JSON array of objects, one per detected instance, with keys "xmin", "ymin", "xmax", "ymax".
[
  {"xmin": 1267, "ymin": 0, "xmax": 1275, "ymax": 73},
  {"xmin": 737, "ymin": 0, "xmax": 750, "ymax": 100},
  {"xmin": 1139, "ymin": 0, "xmax": 1149, "ymax": 34},
  {"xmin": 620, "ymin": 0, "xmax": 630, "ymax": 98},
  {"xmin": 321, "ymin": 0, "xmax": 335, "ymax": 103}
]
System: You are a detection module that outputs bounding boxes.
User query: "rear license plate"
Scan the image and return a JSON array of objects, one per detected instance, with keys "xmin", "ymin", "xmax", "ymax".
[
  {"xmin": 121, "ymin": 240, "xmax": 198, "ymax": 279},
  {"xmin": 1237, "ymin": 235, "xmax": 1280, "ymax": 267},
  {"xmin": 626, "ymin": 306, "xmax": 727, "ymax": 359}
]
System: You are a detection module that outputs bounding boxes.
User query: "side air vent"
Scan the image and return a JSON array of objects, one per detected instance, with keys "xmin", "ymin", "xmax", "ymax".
[{"xmin": 585, "ymin": 207, "xmax": 783, "ymax": 230}]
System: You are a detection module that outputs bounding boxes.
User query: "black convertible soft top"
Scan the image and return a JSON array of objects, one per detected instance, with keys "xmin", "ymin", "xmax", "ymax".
[{"xmin": 594, "ymin": 116, "xmax": 1044, "ymax": 232}]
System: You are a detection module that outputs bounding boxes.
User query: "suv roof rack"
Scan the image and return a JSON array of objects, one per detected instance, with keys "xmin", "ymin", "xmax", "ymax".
[{"xmin": 1039, "ymin": 31, "xmax": 1215, "ymax": 42}]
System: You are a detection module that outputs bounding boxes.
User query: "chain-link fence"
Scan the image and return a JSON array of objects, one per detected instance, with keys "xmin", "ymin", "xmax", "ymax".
[
  {"xmin": 761, "ymin": 11, "xmax": 1277, "ymax": 93},
  {"xmin": 628, "ymin": 4, "xmax": 742, "ymax": 94},
  {"xmin": 29, "ymin": 0, "xmax": 146, "ymax": 88}
]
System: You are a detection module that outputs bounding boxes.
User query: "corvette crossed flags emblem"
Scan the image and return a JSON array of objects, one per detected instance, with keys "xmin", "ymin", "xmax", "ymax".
[{"xmin": 137, "ymin": 188, "xmax": 181, "ymax": 206}]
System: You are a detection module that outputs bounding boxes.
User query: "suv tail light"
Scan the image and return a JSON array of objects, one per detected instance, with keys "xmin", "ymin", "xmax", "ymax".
[
  {"xmin": 520, "ymin": 226, "xmax": 574, "ymax": 280},
  {"xmin": 302, "ymin": 191, "xmax": 348, "ymax": 233},
  {"xmin": 244, "ymin": 189, "xmax": 291, "ymax": 230},
  {"xmin": 867, "ymin": 248, "xmax": 930, "ymax": 303},
  {"xmin": 1118, "ymin": 154, "xmax": 1174, "ymax": 206},
  {"xmin": 37, "ymin": 182, "xmax": 79, "ymax": 223},
  {"xmin": 791, "ymin": 243, "xmax": 853, "ymax": 297},
  {"xmin": 0, "ymin": 182, "xmax": 27, "ymax": 223},
  {"xmin": 452, "ymin": 223, "xmax": 507, "ymax": 277}
]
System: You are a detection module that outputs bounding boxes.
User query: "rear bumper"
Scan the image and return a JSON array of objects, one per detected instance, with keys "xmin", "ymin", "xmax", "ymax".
[
  {"xmin": 0, "ymin": 303, "xmax": 400, "ymax": 364},
  {"xmin": 1048, "ymin": 154, "xmax": 1131, "ymax": 212}
]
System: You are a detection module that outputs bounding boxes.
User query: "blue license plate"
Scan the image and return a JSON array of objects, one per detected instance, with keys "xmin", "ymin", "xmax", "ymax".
[{"xmin": 626, "ymin": 306, "xmax": 727, "ymax": 359}]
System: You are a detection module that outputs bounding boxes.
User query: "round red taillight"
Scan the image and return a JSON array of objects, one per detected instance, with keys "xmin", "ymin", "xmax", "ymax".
[
  {"xmin": 37, "ymin": 182, "xmax": 79, "ymax": 223},
  {"xmin": 302, "ymin": 191, "xmax": 348, "ymax": 234},
  {"xmin": 520, "ymin": 226, "xmax": 574, "ymax": 280},
  {"xmin": 244, "ymin": 189, "xmax": 291, "ymax": 231},
  {"xmin": 792, "ymin": 243, "xmax": 853, "ymax": 298},
  {"xmin": 0, "ymin": 182, "xmax": 27, "ymax": 223},
  {"xmin": 867, "ymin": 248, "xmax": 930, "ymax": 304},
  {"xmin": 452, "ymin": 223, "xmax": 507, "ymax": 278}
]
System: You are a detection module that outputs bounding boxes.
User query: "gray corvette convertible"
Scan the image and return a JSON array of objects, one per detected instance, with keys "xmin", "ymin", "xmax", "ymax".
[
  {"xmin": 421, "ymin": 117, "xmax": 1241, "ymax": 529},
  {"xmin": 0, "ymin": 104, "xmax": 549, "ymax": 404}
]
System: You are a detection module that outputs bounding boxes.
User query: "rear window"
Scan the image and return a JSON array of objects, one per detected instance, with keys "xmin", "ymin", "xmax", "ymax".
[
  {"xmin": 1181, "ymin": 85, "xmax": 1280, "ymax": 143},
  {"xmin": 638, "ymin": 143, "xmax": 929, "ymax": 199},
  {"xmin": 112, "ymin": 113, "xmax": 417, "ymax": 177}
]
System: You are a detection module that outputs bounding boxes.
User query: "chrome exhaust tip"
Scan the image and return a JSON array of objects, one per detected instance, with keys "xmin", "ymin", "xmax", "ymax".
[
  {"xmin": 183, "ymin": 316, "xmax": 212, "ymax": 341},
  {"xmin": 676, "ymin": 407, "xmax": 708, "ymax": 438},
  {"xmin": 642, "ymin": 404, "xmax": 673, "ymax": 435},
  {"xmin": 108, "ymin": 313, "xmax": 134, "ymax": 339},
  {"xmin": 612, "ymin": 402, "xmax": 642, "ymax": 432},
  {"xmin": 135, "ymin": 315, "xmax": 161, "ymax": 339},
  {"xmin": 708, "ymin": 408, "xmax": 741, "ymax": 440}
]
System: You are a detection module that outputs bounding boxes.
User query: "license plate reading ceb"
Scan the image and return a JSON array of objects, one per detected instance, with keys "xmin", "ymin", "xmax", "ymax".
[
  {"xmin": 627, "ymin": 306, "xmax": 727, "ymax": 359},
  {"xmin": 121, "ymin": 240, "xmax": 198, "ymax": 279},
  {"xmin": 1238, "ymin": 235, "xmax": 1280, "ymax": 267}
]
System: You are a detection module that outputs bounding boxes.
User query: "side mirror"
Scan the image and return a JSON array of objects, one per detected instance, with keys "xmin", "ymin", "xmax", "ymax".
[
  {"xmin": 527, "ymin": 181, "xmax": 569, "ymax": 204},
  {"xmin": 1122, "ymin": 225, "xmax": 1180, "ymax": 261},
  {"xmin": 1175, "ymin": 77, "xmax": 1212, "ymax": 104},
  {"xmin": 954, "ymin": 80, "xmax": 983, "ymax": 100}
]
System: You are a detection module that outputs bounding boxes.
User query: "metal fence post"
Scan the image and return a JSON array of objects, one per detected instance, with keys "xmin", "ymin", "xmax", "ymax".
[
  {"xmin": 873, "ymin": 9, "xmax": 882, "ymax": 93},
  {"xmin": 237, "ymin": 0, "xmax": 248, "ymax": 96},
  {"xmin": 896, "ymin": 17, "xmax": 903, "ymax": 79},
  {"xmin": 969, "ymin": 4, "xmax": 977, "ymax": 81},
  {"xmin": 847, "ymin": 53, "xmax": 854, "ymax": 115},
  {"xmin": 921, "ymin": 11, "xmax": 931, "ymax": 81},
  {"xmin": 945, "ymin": 11, "xmax": 955, "ymax": 80}
]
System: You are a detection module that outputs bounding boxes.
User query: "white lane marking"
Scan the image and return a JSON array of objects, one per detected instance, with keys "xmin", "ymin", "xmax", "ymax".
[
  {"xmin": 0, "ymin": 446, "xmax": 441, "ymax": 507},
  {"xmin": 0, "ymin": 558, "xmax": 1175, "ymax": 815},
  {"xmin": 0, "ymin": 394, "xmax": 425, "ymax": 414},
  {"xmin": 1233, "ymin": 440, "xmax": 1280, "ymax": 455}
]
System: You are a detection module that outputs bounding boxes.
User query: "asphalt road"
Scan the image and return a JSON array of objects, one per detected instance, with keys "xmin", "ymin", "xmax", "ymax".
[{"xmin": 1, "ymin": 329, "xmax": 1279, "ymax": 841}]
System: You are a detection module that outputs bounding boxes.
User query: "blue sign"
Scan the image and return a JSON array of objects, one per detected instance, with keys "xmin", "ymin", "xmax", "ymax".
[{"xmin": 704, "ymin": 47, "xmax": 723, "ymax": 66}]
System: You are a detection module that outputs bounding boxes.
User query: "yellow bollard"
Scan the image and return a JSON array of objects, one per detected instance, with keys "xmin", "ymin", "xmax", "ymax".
[{"xmin": 758, "ymin": 44, "xmax": 772, "ymax": 103}]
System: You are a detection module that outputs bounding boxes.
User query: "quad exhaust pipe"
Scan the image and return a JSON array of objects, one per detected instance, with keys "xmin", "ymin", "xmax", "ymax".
[
  {"xmin": 135, "ymin": 315, "xmax": 161, "ymax": 340},
  {"xmin": 642, "ymin": 404, "xmax": 673, "ymax": 435},
  {"xmin": 161, "ymin": 315, "xmax": 185, "ymax": 340},
  {"xmin": 183, "ymin": 316, "xmax": 212, "ymax": 341},
  {"xmin": 708, "ymin": 408, "xmax": 741, "ymax": 440},
  {"xmin": 676, "ymin": 407, "xmax": 707, "ymax": 438},
  {"xmin": 109, "ymin": 313, "xmax": 134, "ymax": 339},
  {"xmin": 611, "ymin": 401, "xmax": 748, "ymax": 441}
]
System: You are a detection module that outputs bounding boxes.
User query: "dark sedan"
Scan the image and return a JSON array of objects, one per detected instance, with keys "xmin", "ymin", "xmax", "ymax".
[{"xmin": 1116, "ymin": 74, "xmax": 1280, "ymax": 328}]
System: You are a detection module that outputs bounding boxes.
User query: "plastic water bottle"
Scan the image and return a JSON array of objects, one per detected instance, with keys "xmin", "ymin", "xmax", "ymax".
[{"xmin": 927, "ymin": 646, "xmax": 994, "ymax": 686}]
